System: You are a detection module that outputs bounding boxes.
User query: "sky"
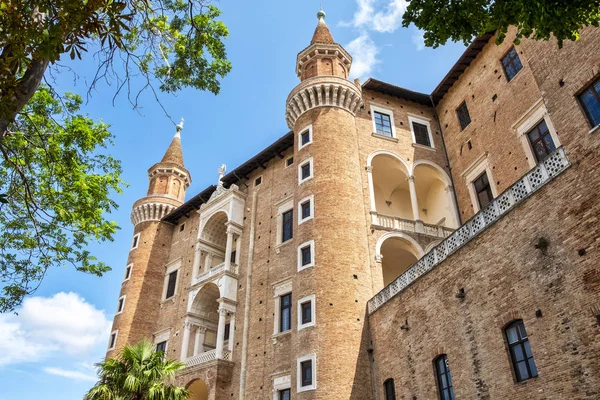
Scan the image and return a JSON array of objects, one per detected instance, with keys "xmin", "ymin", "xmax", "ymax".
[{"xmin": 0, "ymin": 1, "xmax": 467, "ymax": 399}]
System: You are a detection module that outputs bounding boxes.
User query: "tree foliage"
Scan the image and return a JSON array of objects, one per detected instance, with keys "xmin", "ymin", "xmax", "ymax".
[
  {"xmin": 85, "ymin": 339, "xmax": 189, "ymax": 400},
  {"xmin": 403, "ymin": 0, "xmax": 600, "ymax": 48},
  {"xmin": 0, "ymin": 87, "xmax": 124, "ymax": 312}
]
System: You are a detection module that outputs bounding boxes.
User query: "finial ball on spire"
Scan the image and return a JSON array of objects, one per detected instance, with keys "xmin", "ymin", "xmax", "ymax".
[{"xmin": 317, "ymin": 9, "xmax": 326, "ymax": 20}]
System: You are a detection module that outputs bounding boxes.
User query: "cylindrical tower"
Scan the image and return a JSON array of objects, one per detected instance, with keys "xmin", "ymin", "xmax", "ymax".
[
  {"xmin": 106, "ymin": 121, "xmax": 191, "ymax": 357},
  {"xmin": 286, "ymin": 11, "xmax": 373, "ymax": 399}
]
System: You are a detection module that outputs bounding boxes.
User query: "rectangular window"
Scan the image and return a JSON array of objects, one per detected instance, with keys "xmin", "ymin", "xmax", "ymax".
[
  {"xmin": 301, "ymin": 246, "xmax": 311, "ymax": 267},
  {"xmin": 527, "ymin": 120, "xmax": 556, "ymax": 162},
  {"xmin": 108, "ymin": 331, "xmax": 118, "ymax": 350},
  {"xmin": 506, "ymin": 320, "xmax": 538, "ymax": 382},
  {"xmin": 301, "ymin": 301, "xmax": 312, "ymax": 325},
  {"xmin": 301, "ymin": 162, "xmax": 311, "ymax": 180},
  {"xmin": 224, "ymin": 323, "xmax": 230, "ymax": 341},
  {"xmin": 501, "ymin": 47, "xmax": 523, "ymax": 81},
  {"xmin": 286, "ymin": 156, "xmax": 294, "ymax": 167},
  {"xmin": 280, "ymin": 293, "xmax": 292, "ymax": 332},
  {"xmin": 297, "ymin": 240, "xmax": 315, "ymax": 271},
  {"xmin": 282, "ymin": 210, "xmax": 293, "ymax": 242},
  {"xmin": 301, "ymin": 200, "xmax": 311, "ymax": 220},
  {"xmin": 278, "ymin": 389, "xmax": 290, "ymax": 400},
  {"xmin": 473, "ymin": 172, "xmax": 493, "ymax": 209},
  {"xmin": 255, "ymin": 176, "xmax": 262, "ymax": 186},
  {"xmin": 384, "ymin": 379, "xmax": 396, "ymax": 400},
  {"xmin": 435, "ymin": 355, "xmax": 455, "ymax": 400},
  {"xmin": 301, "ymin": 360, "xmax": 313, "ymax": 387},
  {"xmin": 131, "ymin": 233, "xmax": 140, "ymax": 250},
  {"xmin": 155, "ymin": 341, "xmax": 167, "ymax": 354},
  {"xmin": 456, "ymin": 101, "xmax": 471, "ymax": 131},
  {"xmin": 412, "ymin": 121, "xmax": 431, "ymax": 147},
  {"xmin": 165, "ymin": 270, "xmax": 178, "ymax": 299},
  {"xmin": 230, "ymin": 250, "xmax": 237, "ymax": 264},
  {"xmin": 374, "ymin": 111, "xmax": 393, "ymax": 137},
  {"xmin": 297, "ymin": 354, "xmax": 316, "ymax": 392},
  {"xmin": 301, "ymin": 130, "xmax": 310, "ymax": 146},
  {"xmin": 578, "ymin": 77, "xmax": 600, "ymax": 128},
  {"xmin": 179, "ymin": 223, "xmax": 185, "ymax": 232},
  {"xmin": 124, "ymin": 264, "xmax": 132, "ymax": 281},
  {"xmin": 116, "ymin": 296, "xmax": 125, "ymax": 314},
  {"xmin": 298, "ymin": 125, "xmax": 313, "ymax": 149}
]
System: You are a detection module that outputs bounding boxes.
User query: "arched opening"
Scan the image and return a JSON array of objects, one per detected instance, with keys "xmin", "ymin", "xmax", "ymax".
[
  {"xmin": 378, "ymin": 235, "xmax": 422, "ymax": 286},
  {"xmin": 413, "ymin": 163, "xmax": 458, "ymax": 228},
  {"xmin": 188, "ymin": 283, "xmax": 220, "ymax": 356},
  {"xmin": 372, "ymin": 154, "xmax": 413, "ymax": 220},
  {"xmin": 198, "ymin": 212, "xmax": 228, "ymax": 273},
  {"xmin": 187, "ymin": 379, "xmax": 209, "ymax": 400}
]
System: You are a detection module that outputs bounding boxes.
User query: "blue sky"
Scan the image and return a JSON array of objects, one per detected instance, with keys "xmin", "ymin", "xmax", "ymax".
[{"xmin": 0, "ymin": 1, "xmax": 466, "ymax": 398}]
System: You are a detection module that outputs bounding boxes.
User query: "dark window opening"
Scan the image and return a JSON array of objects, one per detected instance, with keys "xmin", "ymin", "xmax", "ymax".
[
  {"xmin": 506, "ymin": 320, "xmax": 538, "ymax": 382},
  {"xmin": 278, "ymin": 389, "xmax": 290, "ymax": 400},
  {"xmin": 456, "ymin": 101, "xmax": 471, "ymax": 130},
  {"xmin": 301, "ymin": 130, "xmax": 311, "ymax": 146},
  {"xmin": 179, "ymin": 223, "xmax": 185, "ymax": 232},
  {"xmin": 230, "ymin": 250, "xmax": 237, "ymax": 264},
  {"xmin": 301, "ymin": 301, "xmax": 312, "ymax": 325},
  {"xmin": 224, "ymin": 323, "xmax": 230, "ymax": 341},
  {"xmin": 374, "ymin": 111, "xmax": 393, "ymax": 137},
  {"xmin": 578, "ymin": 77, "xmax": 600, "ymax": 127},
  {"xmin": 124, "ymin": 266, "xmax": 132, "ymax": 280},
  {"xmin": 301, "ymin": 245, "xmax": 312, "ymax": 267},
  {"xmin": 473, "ymin": 172, "xmax": 493, "ymax": 209},
  {"xmin": 301, "ymin": 162, "xmax": 311, "ymax": 180},
  {"xmin": 286, "ymin": 157, "xmax": 294, "ymax": 167},
  {"xmin": 435, "ymin": 355, "xmax": 455, "ymax": 400},
  {"xmin": 501, "ymin": 47, "xmax": 523, "ymax": 81},
  {"xmin": 384, "ymin": 378, "xmax": 396, "ymax": 400},
  {"xmin": 165, "ymin": 270, "xmax": 178, "ymax": 299},
  {"xmin": 117, "ymin": 298, "xmax": 124, "ymax": 312},
  {"xmin": 527, "ymin": 119, "xmax": 556, "ymax": 162},
  {"xmin": 282, "ymin": 210, "xmax": 293, "ymax": 242},
  {"xmin": 280, "ymin": 293, "xmax": 292, "ymax": 332},
  {"xmin": 131, "ymin": 235, "xmax": 139, "ymax": 249},
  {"xmin": 155, "ymin": 341, "xmax": 167, "ymax": 354},
  {"xmin": 412, "ymin": 121, "xmax": 431, "ymax": 146},
  {"xmin": 301, "ymin": 200, "xmax": 311, "ymax": 219},
  {"xmin": 109, "ymin": 333, "xmax": 117, "ymax": 349},
  {"xmin": 255, "ymin": 176, "xmax": 262, "ymax": 186},
  {"xmin": 301, "ymin": 359, "xmax": 313, "ymax": 387}
]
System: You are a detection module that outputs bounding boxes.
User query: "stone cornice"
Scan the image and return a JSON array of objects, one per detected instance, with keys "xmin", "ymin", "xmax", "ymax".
[
  {"xmin": 148, "ymin": 164, "xmax": 191, "ymax": 187},
  {"xmin": 286, "ymin": 76, "xmax": 364, "ymax": 129},
  {"xmin": 131, "ymin": 202, "xmax": 178, "ymax": 226}
]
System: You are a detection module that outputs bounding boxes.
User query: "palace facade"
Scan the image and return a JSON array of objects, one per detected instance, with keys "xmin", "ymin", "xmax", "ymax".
[{"xmin": 106, "ymin": 10, "xmax": 600, "ymax": 400}]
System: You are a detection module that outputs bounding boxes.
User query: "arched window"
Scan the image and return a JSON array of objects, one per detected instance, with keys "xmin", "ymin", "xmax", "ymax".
[
  {"xmin": 505, "ymin": 320, "xmax": 538, "ymax": 382},
  {"xmin": 383, "ymin": 378, "xmax": 396, "ymax": 400},
  {"xmin": 434, "ymin": 355, "xmax": 455, "ymax": 400}
]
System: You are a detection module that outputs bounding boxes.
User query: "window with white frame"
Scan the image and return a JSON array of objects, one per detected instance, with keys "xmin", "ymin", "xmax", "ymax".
[
  {"xmin": 298, "ymin": 125, "xmax": 313, "ymax": 150},
  {"xmin": 298, "ymin": 195, "xmax": 314, "ymax": 224},
  {"xmin": 462, "ymin": 154, "xmax": 498, "ymax": 213},
  {"xmin": 297, "ymin": 240, "xmax": 315, "ymax": 271},
  {"xmin": 513, "ymin": 100, "xmax": 561, "ymax": 168},
  {"xmin": 116, "ymin": 295, "xmax": 126, "ymax": 314},
  {"xmin": 272, "ymin": 375, "xmax": 291, "ymax": 400},
  {"xmin": 297, "ymin": 295, "xmax": 315, "ymax": 331},
  {"xmin": 408, "ymin": 115, "xmax": 434, "ymax": 148},
  {"xmin": 108, "ymin": 330, "xmax": 118, "ymax": 350},
  {"xmin": 298, "ymin": 158, "xmax": 313, "ymax": 184},
  {"xmin": 123, "ymin": 264, "xmax": 133, "ymax": 281},
  {"xmin": 275, "ymin": 197, "xmax": 294, "ymax": 246},
  {"xmin": 153, "ymin": 329, "xmax": 170, "ymax": 357},
  {"xmin": 162, "ymin": 261, "xmax": 181, "ymax": 300},
  {"xmin": 131, "ymin": 233, "xmax": 140, "ymax": 250},
  {"xmin": 297, "ymin": 354, "xmax": 317, "ymax": 392},
  {"xmin": 273, "ymin": 279, "xmax": 293, "ymax": 335},
  {"xmin": 370, "ymin": 104, "xmax": 396, "ymax": 138}
]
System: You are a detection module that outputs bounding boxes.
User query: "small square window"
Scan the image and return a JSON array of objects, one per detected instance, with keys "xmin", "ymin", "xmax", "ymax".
[
  {"xmin": 456, "ymin": 101, "xmax": 471, "ymax": 131},
  {"xmin": 301, "ymin": 201, "xmax": 311, "ymax": 219},
  {"xmin": 301, "ymin": 163, "xmax": 310, "ymax": 180},
  {"xmin": 501, "ymin": 47, "xmax": 523, "ymax": 81},
  {"xmin": 298, "ymin": 195, "xmax": 314, "ymax": 225},
  {"xmin": 298, "ymin": 126, "xmax": 313, "ymax": 149},
  {"xmin": 297, "ymin": 354, "xmax": 316, "ymax": 392},
  {"xmin": 301, "ymin": 246, "xmax": 311, "ymax": 266},
  {"xmin": 301, "ymin": 131, "xmax": 310, "ymax": 146},
  {"xmin": 301, "ymin": 301, "xmax": 311, "ymax": 324},
  {"xmin": 297, "ymin": 240, "xmax": 315, "ymax": 271},
  {"xmin": 578, "ymin": 76, "xmax": 600, "ymax": 128},
  {"xmin": 298, "ymin": 295, "xmax": 316, "ymax": 330},
  {"xmin": 286, "ymin": 156, "xmax": 294, "ymax": 167},
  {"xmin": 255, "ymin": 176, "xmax": 262, "ymax": 186},
  {"xmin": 179, "ymin": 223, "xmax": 185, "ymax": 232},
  {"xmin": 298, "ymin": 159, "xmax": 313, "ymax": 184}
]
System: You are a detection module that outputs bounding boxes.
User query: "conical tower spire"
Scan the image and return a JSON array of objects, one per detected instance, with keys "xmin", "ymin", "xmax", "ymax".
[
  {"xmin": 160, "ymin": 118, "xmax": 185, "ymax": 167},
  {"xmin": 311, "ymin": 9, "xmax": 334, "ymax": 45}
]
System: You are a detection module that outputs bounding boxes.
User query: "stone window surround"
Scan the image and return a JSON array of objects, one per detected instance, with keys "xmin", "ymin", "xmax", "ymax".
[
  {"xmin": 130, "ymin": 233, "xmax": 140, "ymax": 251},
  {"xmin": 297, "ymin": 195, "xmax": 314, "ymax": 225},
  {"xmin": 370, "ymin": 103, "xmax": 397, "ymax": 139},
  {"xmin": 297, "ymin": 353, "xmax": 317, "ymax": 392},
  {"xmin": 123, "ymin": 263, "xmax": 133, "ymax": 282},
  {"xmin": 272, "ymin": 374, "xmax": 291, "ymax": 400},
  {"xmin": 272, "ymin": 278, "xmax": 293, "ymax": 336},
  {"xmin": 153, "ymin": 328, "xmax": 171, "ymax": 353},
  {"xmin": 408, "ymin": 114, "xmax": 436, "ymax": 149},
  {"xmin": 297, "ymin": 240, "xmax": 315, "ymax": 272},
  {"xmin": 162, "ymin": 259, "xmax": 182, "ymax": 301},
  {"xmin": 512, "ymin": 99, "xmax": 561, "ymax": 168},
  {"xmin": 285, "ymin": 156, "xmax": 294, "ymax": 168},
  {"xmin": 462, "ymin": 153, "xmax": 498, "ymax": 213},
  {"xmin": 298, "ymin": 124, "xmax": 313, "ymax": 150},
  {"xmin": 275, "ymin": 196, "xmax": 294, "ymax": 247},
  {"xmin": 298, "ymin": 157, "xmax": 314, "ymax": 185},
  {"xmin": 108, "ymin": 329, "xmax": 118, "ymax": 351},
  {"xmin": 297, "ymin": 294, "xmax": 316, "ymax": 331},
  {"xmin": 116, "ymin": 294, "xmax": 126, "ymax": 315}
]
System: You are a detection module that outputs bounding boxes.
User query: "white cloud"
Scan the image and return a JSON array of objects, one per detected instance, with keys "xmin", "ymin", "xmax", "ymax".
[
  {"xmin": 412, "ymin": 29, "xmax": 425, "ymax": 51},
  {"xmin": 345, "ymin": 0, "xmax": 409, "ymax": 33},
  {"xmin": 0, "ymin": 292, "xmax": 112, "ymax": 367},
  {"xmin": 43, "ymin": 367, "xmax": 97, "ymax": 382},
  {"xmin": 346, "ymin": 33, "xmax": 380, "ymax": 80}
]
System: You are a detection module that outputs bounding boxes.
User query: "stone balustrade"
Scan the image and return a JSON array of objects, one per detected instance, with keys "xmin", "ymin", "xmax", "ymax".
[
  {"xmin": 185, "ymin": 349, "xmax": 231, "ymax": 368},
  {"xmin": 192, "ymin": 262, "xmax": 239, "ymax": 286},
  {"xmin": 371, "ymin": 213, "xmax": 454, "ymax": 239}
]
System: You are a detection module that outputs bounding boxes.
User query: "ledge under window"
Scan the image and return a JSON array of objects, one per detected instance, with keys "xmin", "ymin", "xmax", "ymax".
[
  {"xmin": 412, "ymin": 143, "xmax": 436, "ymax": 152},
  {"xmin": 371, "ymin": 132, "xmax": 398, "ymax": 143}
]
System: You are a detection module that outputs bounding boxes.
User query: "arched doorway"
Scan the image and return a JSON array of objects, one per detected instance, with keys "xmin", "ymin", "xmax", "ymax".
[
  {"xmin": 188, "ymin": 379, "xmax": 209, "ymax": 400},
  {"xmin": 371, "ymin": 153, "xmax": 413, "ymax": 220},
  {"xmin": 377, "ymin": 234, "xmax": 423, "ymax": 287},
  {"xmin": 413, "ymin": 162, "xmax": 458, "ymax": 228}
]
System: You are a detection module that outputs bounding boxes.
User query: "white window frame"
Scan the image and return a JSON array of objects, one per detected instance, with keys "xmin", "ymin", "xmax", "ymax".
[
  {"xmin": 408, "ymin": 115, "xmax": 435, "ymax": 149},
  {"xmin": 462, "ymin": 153, "xmax": 498, "ymax": 213},
  {"xmin": 272, "ymin": 375, "xmax": 291, "ymax": 400},
  {"xmin": 285, "ymin": 156, "xmax": 294, "ymax": 168},
  {"xmin": 116, "ymin": 295, "xmax": 126, "ymax": 315},
  {"xmin": 297, "ymin": 195, "xmax": 314, "ymax": 225},
  {"xmin": 297, "ymin": 353, "xmax": 317, "ymax": 392},
  {"xmin": 123, "ymin": 263, "xmax": 133, "ymax": 282},
  {"xmin": 297, "ymin": 295, "xmax": 316, "ymax": 331},
  {"xmin": 153, "ymin": 328, "xmax": 171, "ymax": 355},
  {"xmin": 297, "ymin": 240, "xmax": 315, "ymax": 272},
  {"xmin": 512, "ymin": 99, "xmax": 561, "ymax": 168},
  {"xmin": 275, "ymin": 197, "xmax": 294, "ymax": 247},
  {"xmin": 130, "ymin": 233, "xmax": 140, "ymax": 250},
  {"xmin": 298, "ymin": 157, "xmax": 313, "ymax": 185},
  {"xmin": 370, "ymin": 104, "xmax": 397, "ymax": 138},
  {"xmin": 162, "ymin": 260, "xmax": 181, "ymax": 300},
  {"xmin": 272, "ymin": 278, "xmax": 293, "ymax": 336},
  {"xmin": 298, "ymin": 124, "xmax": 313, "ymax": 150},
  {"xmin": 108, "ymin": 330, "xmax": 119, "ymax": 351}
]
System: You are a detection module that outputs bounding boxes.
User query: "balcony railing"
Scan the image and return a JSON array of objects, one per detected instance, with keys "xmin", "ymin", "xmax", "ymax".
[
  {"xmin": 192, "ymin": 262, "xmax": 238, "ymax": 286},
  {"xmin": 368, "ymin": 147, "xmax": 570, "ymax": 314},
  {"xmin": 185, "ymin": 349, "xmax": 231, "ymax": 368},
  {"xmin": 371, "ymin": 213, "xmax": 455, "ymax": 239}
]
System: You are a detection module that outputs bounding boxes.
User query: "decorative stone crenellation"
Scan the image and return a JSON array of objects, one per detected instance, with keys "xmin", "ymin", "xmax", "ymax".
[{"xmin": 130, "ymin": 202, "xmax": 177, "ymax": 226}]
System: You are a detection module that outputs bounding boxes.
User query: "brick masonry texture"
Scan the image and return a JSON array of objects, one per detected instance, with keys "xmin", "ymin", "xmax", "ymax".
[{"xmin": 106, "ymin": 21, "xmax": 600, "ymax": 400}]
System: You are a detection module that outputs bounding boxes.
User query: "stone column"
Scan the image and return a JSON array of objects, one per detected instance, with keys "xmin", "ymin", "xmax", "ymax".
[
  {"xmin": 228, "ymin": 313, "xmax": 236, "ymax": 352},
  {"xmin": 193, "ymin": 326, "xmax": 206, "ymax": 356},
  {"xmin": 234, "ymin": 235, "xmax": 242, "ymax": 265},
  {"xmin": 224, "ymin": 227, "xmax": 234, "ymax": 271},
  {"xmin": 366, "ymin": 165, "xmax": 377, "ymax": 213},
  {"xmin": 205, "ymin": 253, "xmax": 213, "ymax": 270},
  {"xmin": 445, "ymin": 185, "xmax": 460, "ymax": 228},
  {"xmin": 215, "ymin": 308, "xmax": 227, "ymax": 359},
  {"xmin": 408, "ymin": 175, "xmax": 421, "ymax": 222},
  {"xmin": 191, "ymin": 243, "xmax": 202, "ymax": 280},
  {"xmin": 180, "ymin": 320, "xmax": 192, "ymax": 361}
]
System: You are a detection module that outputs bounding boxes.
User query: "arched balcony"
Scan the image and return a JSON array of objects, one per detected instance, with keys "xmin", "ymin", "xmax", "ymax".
[{"xmin": 375, "ymin": 233, "xmax": 424, "ymax": 287}]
